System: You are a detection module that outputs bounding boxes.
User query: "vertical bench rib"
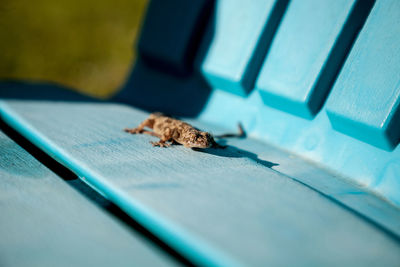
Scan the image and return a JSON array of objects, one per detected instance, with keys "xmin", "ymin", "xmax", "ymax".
[
  {"xmin": 326, "ymin": 0, "xmax": 400, "ymax": 150},
  {"xmin": 256, "ymin": 0, "xmax": 373, "ymax": 118}
]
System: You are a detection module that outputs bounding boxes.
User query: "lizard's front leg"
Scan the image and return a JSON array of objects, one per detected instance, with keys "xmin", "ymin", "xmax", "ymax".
[
  {"xmin": 151, "ymin": 128, "xmax": 173, "ymax": 147},
  {"xmin": 150, "ymin": 139, "xmax": 171, "ymax": 147}
]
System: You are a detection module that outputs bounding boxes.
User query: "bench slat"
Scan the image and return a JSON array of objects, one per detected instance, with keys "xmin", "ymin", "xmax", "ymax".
[
  {"xmin": 201, "ymin": 0, "xmax": 288, "ymax": 96},
  {"xmin": 256, "ymin": 0, "xmax": 373, "ymax": 118},
  {"xmin": 326, "ymin": 0, "xmax": 400, "ymax": 150},
  {"xmin": 1, "ymin": 100, "xmax": 399, "ymax": 266},
  {"xmin": 0, "ymin": 130, "xmax": 174, "ymax": 267},
  {"xmin": 138, "ymin": 0, "xmax": 213, "ymax": 75}
]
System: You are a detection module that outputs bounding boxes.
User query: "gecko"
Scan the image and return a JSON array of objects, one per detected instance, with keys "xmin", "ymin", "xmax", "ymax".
[{"xmin": 124, "ymin": 113, "xmax": 244, "ymax": 148}]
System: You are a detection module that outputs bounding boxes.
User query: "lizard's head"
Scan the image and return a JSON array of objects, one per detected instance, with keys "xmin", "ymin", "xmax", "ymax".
[{"xmin": 186, "ymin": 131, "xmax": 213, "ymax": 148}]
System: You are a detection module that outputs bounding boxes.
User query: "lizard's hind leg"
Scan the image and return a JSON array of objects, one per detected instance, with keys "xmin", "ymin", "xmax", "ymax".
[{"xmin": 124, "ymin": 118, "xmax": 155, "ymax": 134}]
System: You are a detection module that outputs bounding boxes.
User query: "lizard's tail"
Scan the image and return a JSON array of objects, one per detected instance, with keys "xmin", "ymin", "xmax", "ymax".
[{"xmin": 215, "ymin": 123, "xmax": 246, "ymax": 139}]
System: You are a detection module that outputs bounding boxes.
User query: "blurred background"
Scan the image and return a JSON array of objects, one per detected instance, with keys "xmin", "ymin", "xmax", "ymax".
[{"xmin": 0, "ymin": 0, "xmax": 148, "ymax": 99}]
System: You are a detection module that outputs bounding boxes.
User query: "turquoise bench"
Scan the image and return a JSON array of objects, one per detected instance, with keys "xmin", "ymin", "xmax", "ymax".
[
  {"xmin": 1, "ymin": 0, "xmax": 400, "ymax": 265},
  {"xmin": 0, "ymin": 126, "xmax": 174, "ymax": 266}
]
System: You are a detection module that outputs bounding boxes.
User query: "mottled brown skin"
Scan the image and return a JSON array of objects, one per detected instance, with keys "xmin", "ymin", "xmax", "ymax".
[{"xmin": 124, "ymin": 113, "xmax": 223, "ymax": 148}]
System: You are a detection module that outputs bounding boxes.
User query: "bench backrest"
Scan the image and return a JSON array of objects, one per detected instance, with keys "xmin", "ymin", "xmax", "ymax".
[{"xmin": 116, "ymin": 0, "xmax": 400, "ymax": 206}]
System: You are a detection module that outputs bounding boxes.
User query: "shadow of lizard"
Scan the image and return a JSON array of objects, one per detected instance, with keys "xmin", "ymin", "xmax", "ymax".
[{"xmin": 193, "ymin": 138, "xmax": 279, "ymax": 169}]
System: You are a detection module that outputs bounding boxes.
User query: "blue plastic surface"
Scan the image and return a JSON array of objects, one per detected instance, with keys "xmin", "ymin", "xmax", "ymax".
[
  {"xmin": 326, "ymin": 0, "xmax": 400, "ymax": 150},
  {"xmin": 138, "ymin": 0, "xmax": 213, "ymax": 75},
  {"xmin": 198, "ymin": 88, "xmax": 400, "ymax": 207},
  {"xmin": 3, "ymin": 0, "xmax": 400, "ymax": 264},
  {"xmin": 194, "ymin": 0, "xmax": 400, "ymax": 206},
  {"xmin": 201, "ymin": 0, "xmax": 288, "ymax": 96},
  {"xmin": 1, "ymin": 100, "xmax": 400, "ymax": 266},
  {"xmin": 0, "ymin": 130, "xmax": 173, "ymax": 267},
  {"xmin": 0, "ymin": 101, "xmax": 238, "ymax": 267},
  {"xmin": 256, "ymin": 0, "xmax": 373, "ymax": 119}
]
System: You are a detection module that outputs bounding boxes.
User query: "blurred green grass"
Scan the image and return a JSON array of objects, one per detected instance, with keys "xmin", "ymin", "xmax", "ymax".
[{"xmin": 0, "ymin": 0, "xmax": 148, "ymax": 98}]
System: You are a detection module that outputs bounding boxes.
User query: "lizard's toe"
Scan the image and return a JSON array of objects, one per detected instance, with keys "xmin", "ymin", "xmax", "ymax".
[
  {"xmin": 150, "ymin": 141, "xmax": 158, "ymax": 147},
  {"xmin": 150, "ymin": 141, "xmax": 171, "ymax": 147}
]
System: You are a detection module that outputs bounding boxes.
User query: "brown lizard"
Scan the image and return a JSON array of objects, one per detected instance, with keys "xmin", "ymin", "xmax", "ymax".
[{"xmin": 124, "ymin": 113, "xmax": 244, "ymax": 148}]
